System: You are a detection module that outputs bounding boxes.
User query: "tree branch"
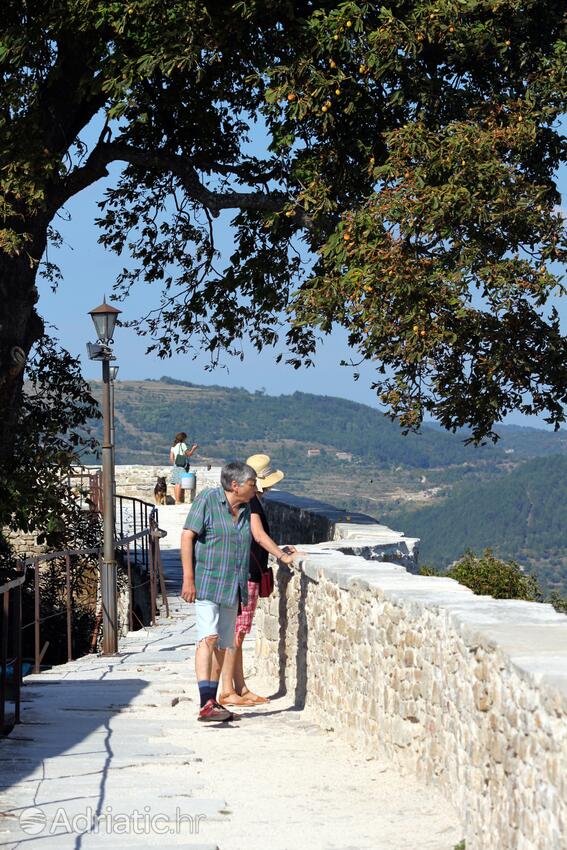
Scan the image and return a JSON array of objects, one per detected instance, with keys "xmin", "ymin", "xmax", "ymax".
[
  {"xmin": 36, "ymin": 34, "xmax": 108, "ymax": 156},
  {"xmin": 55, "ymin": 141, "xmax": 289, "ymax": 214}
]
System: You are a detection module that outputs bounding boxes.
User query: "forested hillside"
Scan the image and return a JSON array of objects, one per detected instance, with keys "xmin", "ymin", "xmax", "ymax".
[
  {"xmin": 99, "ymin": 377, "xmax": 491, "ymax": 468},
  {"xmin": 89, "ymin": 376, "xmax": 566, "ymax": 469},
  {"xmin": 390, "ymin": 456, "xmax": 567, "ymax": 594}
]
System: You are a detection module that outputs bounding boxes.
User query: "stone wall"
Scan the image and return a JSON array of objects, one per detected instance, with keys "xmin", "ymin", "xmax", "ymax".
[
  {"xmin": 4, "ymin": 464, "xmax": 222, "ymax": 556},
  {"xmin": 255, "ymin": 499, "xmax": 567, "ymax": 850},
  {"xmin": 4, "ymin": 529, "xmax": 44, "ymax": 558},
  {"xmin": 114, "ymin": 463, "xmax": 221, "ymax": 503}
]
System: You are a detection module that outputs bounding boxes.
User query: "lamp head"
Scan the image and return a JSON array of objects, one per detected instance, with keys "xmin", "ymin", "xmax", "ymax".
[
  {"xmin": 88, "ymin": 299, "xmax": 121, "ymax": 344},
  {"xmin": 109, "ymin": 365, "xmax": 119, "ymax": 381}
]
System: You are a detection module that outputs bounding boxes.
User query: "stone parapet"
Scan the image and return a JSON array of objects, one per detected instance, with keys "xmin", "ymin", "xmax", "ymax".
[
  {"xmin": 264, "ymin": 490, "xmax": 419, "ymax": 568},
  {"xmin": 255, "ymin": 523, "xmax": 567, "ymax": 850}
]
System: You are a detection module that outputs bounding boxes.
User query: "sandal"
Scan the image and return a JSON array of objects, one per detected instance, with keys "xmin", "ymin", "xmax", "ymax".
[
  {"xmin": 241, "ymin": 690, "xmax": 270, "ymax": 704},
  {"xmin": 218, "ymin": 693, "xmax": 257, "ymax": 707}
]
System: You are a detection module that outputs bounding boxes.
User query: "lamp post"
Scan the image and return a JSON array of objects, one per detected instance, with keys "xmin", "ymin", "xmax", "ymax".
[
  {"xmin": 87, "ymin": 299, "xmax": 121, "ymax": 656},
  {"xmin": 109, "ymin": 365, "xmax": 119, "ymax": 531}
]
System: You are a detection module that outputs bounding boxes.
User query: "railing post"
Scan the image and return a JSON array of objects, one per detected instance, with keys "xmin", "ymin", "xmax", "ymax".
[
  {"xmin": 13, "ymin": 584, "xmax": 22, "ymax": 724},
  {"xmin": 155, "ymin": 536, "xmax": 170, "ymax": 618},
  {"xmin": 126, "ymin": 542, "xmax": 133, "ymax": 632},
  {"xmin": 148, "ymin": 534, "xmax": 156, "ymax": 627},
  {"xmin": 133, "ymin": 507, "xmax": 138, "ymax": 568},
  {"xmin": 34, "ymin": 558, "xmax": 41, "ymax": 674},
  {"xmin": 65, "ymin": 553, "xmax": 73, "ymax": 663},
  {"xmin": 0, "ymin": 590, "xmax": 7, "ymax": 733}
]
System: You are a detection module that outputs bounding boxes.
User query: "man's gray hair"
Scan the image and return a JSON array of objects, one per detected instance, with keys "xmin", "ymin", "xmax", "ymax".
[{"xmin": 220, "ymin": 461, "xmax": 256, "ymax": 490}]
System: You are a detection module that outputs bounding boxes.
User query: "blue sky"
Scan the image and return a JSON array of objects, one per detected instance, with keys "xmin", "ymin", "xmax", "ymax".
[{"xmin": 39, "ymin": 127, "xmax": 566, "ymax": 430}]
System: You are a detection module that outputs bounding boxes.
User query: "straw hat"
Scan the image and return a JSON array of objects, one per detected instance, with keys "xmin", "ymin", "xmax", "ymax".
[{"xmin": 246, "ymin": 454, "xmax": 284, "ymax": 491}]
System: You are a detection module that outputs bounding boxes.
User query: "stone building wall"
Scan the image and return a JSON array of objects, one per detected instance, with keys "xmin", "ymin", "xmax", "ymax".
[{"xmin": 255, "ymin": 501, "xmax": 567, "ymax": 850}]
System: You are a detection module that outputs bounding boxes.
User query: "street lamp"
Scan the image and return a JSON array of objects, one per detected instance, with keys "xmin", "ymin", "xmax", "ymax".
[
  {"xmin": 87, "ymin": 299, "xmax": 121, "ymax": 656},
  {"xmin": 89, "ymin": 299, "xmax": 121, "ymax": 344}
]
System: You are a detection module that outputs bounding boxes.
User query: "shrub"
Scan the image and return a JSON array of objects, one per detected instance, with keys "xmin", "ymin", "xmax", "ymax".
[
  {"xmin": 549, "ymin": 593, "xmax": 567, "ymax": 615},
  {"xmin": 448, "ymin": 549, "xmax": 541, "ymax": 601},
  {"xmin": 418, "ymin": 564, "xmax": 446, "ymax": 577}
]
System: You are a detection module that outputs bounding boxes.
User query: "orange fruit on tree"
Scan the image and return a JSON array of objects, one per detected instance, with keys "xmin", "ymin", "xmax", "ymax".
[{"xmin": 287, "ymin": 92, "xmax": 296, "ymax": 101}]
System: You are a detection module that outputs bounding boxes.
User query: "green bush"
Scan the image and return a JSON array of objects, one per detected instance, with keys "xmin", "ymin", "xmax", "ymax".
[
  {"xmin": 549, "ymin": 593, "xmax": 567, "ymax": 615},
  {"xmin": 418, "ymin": 564, "xmax": 445, "ymax": 577},
  {"xmin": 448, "ymin": 549, "xmax": 541, "ymax": 601}
]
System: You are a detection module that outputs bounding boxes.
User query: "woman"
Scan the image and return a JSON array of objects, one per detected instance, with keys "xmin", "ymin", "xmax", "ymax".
[
  {"xmin": 169, "ymin": 431, "xmax": 198, "ymax": 504},
  {"xmin": 217, "ymin": 453, "xmax": 297, "ymax": 707}
]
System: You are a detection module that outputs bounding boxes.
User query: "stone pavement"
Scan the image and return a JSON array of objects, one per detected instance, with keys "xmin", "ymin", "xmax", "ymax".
[{"xmin": 0, "ymin": 503, "xmax": 461, "ymax": 850}]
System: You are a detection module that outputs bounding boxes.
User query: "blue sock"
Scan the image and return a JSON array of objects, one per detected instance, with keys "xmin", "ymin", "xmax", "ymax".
[{"xmin": 198, "ymin": 680, "xmax": 218, "ymax": 707}]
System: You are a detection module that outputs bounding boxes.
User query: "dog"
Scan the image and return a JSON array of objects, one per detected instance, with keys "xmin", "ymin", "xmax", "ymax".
[{"xmin": 154, "ymin": 476, "xmax": 167, "ymax": 505}]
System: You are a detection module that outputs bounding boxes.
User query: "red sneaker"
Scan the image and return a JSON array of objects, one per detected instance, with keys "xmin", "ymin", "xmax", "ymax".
[{"xmin": 198, "ymin": 698, "xmax": 233, "ymax": 722}]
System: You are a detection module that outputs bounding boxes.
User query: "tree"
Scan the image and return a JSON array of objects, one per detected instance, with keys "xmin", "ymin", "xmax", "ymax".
[
  {"xmin": 0, "ymin": 336, "xmax": 99, "ymax": 577},
  {"xmin": 1, "ymin": 1, "xmax": 566, "ymax": 484}
]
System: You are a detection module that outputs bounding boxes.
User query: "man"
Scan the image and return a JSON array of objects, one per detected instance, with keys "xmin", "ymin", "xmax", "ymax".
[
  {"xmin": 181, "ymin": 461, "xmax": 257, "ymax": 722},
  {"xmin": 214, "ymin": 453, "xmax": 297, "ymax": 707}
]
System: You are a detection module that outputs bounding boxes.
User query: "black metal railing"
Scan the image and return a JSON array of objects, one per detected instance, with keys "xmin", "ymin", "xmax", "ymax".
[
  {"xmin": 0, "ymin": 570, "xmax": 25, "ymax": 735},
  {"xmin": 1, "ymin": 487, "xmax": 168, "ymax": 737},
  {"xmin": 115, "ymin": 494, "xmax": 153, "ymax": 572}
]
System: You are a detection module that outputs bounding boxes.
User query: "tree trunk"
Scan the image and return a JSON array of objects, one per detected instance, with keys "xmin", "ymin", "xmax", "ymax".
[{"xmin": 0, "ymin": 226, "xmax": 46, "ymax": 467}]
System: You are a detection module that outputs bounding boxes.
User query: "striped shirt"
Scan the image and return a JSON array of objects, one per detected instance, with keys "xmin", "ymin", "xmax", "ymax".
[{"xmin": 184, "ymin": 487, "xmax": 251, "ymax": 607}]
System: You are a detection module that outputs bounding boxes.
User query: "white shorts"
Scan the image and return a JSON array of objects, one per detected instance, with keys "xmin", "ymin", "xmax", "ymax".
[{"xmin": 195, "ymin": 600, "xmax": 238, "ymax": 649}]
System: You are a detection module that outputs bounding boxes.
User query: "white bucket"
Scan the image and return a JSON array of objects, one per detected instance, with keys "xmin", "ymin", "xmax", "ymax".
[{"xmin": 181, "ymin": 472, "xmax": 196, "ymax": 491}]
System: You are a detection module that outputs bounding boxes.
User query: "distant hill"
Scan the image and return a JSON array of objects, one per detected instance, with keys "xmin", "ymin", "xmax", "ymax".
[
  {"xmin": 426, "ymin": 420, "xmax": 567, "ymax": 458},
  {"xmin": 389, "ymin": 456, "xmax": 567, "ymax": 594},
  {"xmin": 86, "ymin": 375, "xmax": 566, "ymax": 470}
]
